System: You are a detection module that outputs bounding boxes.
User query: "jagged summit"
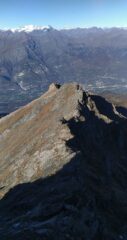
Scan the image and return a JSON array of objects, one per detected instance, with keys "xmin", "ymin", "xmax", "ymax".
[
  {"xmin": 0, "ymin": 83, "xmax": 127, "ymax": 239},
  {"xmin": 48, "ymin": 83, "xmax": 61, "ymax": 92}
]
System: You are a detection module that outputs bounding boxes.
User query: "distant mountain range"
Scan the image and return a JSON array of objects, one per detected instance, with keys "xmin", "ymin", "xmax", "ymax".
[{"xmin": 1, "ymin": 26, "xmax": 127, "ymax": 113}]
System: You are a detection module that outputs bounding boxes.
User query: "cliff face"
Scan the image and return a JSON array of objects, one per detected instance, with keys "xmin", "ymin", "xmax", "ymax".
[{"xmin": 0, "ymin": 83, "xmax": 127, "ymax": 239}]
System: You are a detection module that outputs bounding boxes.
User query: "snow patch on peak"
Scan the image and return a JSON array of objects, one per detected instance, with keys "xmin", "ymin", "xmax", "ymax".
[{"xmin": 7, "ymin": 25, "xmax": 53, "ymax": 33}]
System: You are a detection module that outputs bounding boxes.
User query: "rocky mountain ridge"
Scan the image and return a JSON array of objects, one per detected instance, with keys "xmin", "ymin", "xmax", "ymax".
[{"xmin": 0, "ymin": 83, "xmax": 127, "ymax": 239}]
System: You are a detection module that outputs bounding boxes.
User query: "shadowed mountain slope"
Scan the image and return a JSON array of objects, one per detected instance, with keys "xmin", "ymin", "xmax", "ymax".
[{"xmin": 0, "ymin": 83, "xmax": 127, "ymax": 239}]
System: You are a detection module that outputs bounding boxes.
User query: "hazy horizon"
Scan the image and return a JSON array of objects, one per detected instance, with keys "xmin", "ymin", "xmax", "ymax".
[{"xmin": 2, "ymin": 24, "xmax": 127, "ymax": 31}]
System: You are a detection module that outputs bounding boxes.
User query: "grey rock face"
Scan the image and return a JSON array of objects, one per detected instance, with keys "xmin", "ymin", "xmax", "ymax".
[{"xmin": 0, "ymin": 83, "xmax": 127, "ymax": 239}]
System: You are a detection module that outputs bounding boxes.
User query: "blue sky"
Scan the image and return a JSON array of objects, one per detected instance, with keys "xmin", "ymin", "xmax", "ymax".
[{"xmin": 0, "ymin": 0, "xmax": 127, "ymax": 29}]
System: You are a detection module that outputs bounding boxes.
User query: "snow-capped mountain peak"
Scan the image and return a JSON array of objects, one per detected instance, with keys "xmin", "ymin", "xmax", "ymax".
[{"xmin": 8, "ymin": 25, "xmax": 52, "ymax": 33}]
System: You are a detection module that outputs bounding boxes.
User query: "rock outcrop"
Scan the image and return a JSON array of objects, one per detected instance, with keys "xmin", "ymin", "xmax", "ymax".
[{"xmin": 0, "ymin": 83, "xmax": 127, "ymax": 239}]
